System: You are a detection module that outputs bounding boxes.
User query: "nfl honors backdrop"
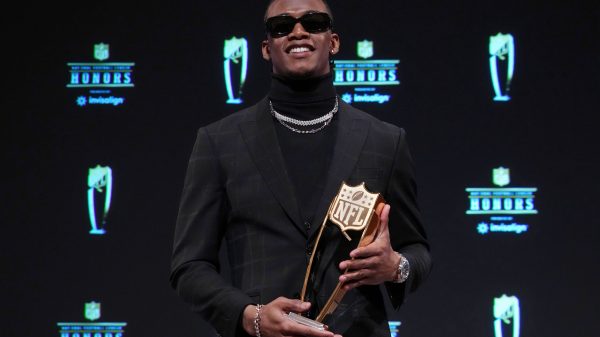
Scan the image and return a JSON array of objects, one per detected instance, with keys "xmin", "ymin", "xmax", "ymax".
[{"xmin": 4, "ymin": 1, "xmax": 598, "ymax": 337}]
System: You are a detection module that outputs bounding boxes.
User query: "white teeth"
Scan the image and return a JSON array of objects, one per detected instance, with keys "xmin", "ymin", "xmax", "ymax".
[{"xmin": 290, "ymin": 47, "xmax": 310, "ymax": 53}]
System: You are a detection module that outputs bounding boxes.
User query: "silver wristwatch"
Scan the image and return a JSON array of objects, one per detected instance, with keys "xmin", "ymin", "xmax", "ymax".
[{"xmin": 394, "ymin": 253, "xmax": 410, "ymax": 283}]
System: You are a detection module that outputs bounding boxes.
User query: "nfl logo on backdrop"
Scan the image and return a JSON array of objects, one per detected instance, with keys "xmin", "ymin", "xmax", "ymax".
[
  {"xmin": 466, "ymin": 167, "xmax": 538, "ymax": 235},
  {"xmin": 334, "ymin": 40, "xmax": 399, "ymax": 104},
  {"xmin": 85, "ymin": 301, "xmax": 101, "ymax": 321},
  {"xmin": 66, "ymin": 42, "xmax": 134, "ymax": 107},
  {"xmin": 357, "ymin": 40, "xmax": 374, "ymax": 59},
  {"xmin": 493, "ymin": 167, "xmax": 510, "ymax": 187},
  {"xmin": 94, "ymin": 43, "xmax": 109, "ymax": 61},
  {"xmin": 57, "ymin": 301, "xmax": 127, "ymax": 337}
]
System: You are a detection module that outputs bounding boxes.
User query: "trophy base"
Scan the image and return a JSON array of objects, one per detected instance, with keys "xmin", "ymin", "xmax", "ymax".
[
  {"xmin": 493, "ymin": 95, "xmax": 511, "ymax": 101},
  {"xmin": 287, "ymin": 312, "xmax": 326, "ymax": 331},
  {"xmin": 226, "ymin": 98, "xmax": 243, "ymax": 104}
]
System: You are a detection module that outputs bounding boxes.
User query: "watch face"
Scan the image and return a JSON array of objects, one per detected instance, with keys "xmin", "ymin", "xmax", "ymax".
[{"xmin": 397, "ymin": 255, "xmax": 410, "ymax": 283}]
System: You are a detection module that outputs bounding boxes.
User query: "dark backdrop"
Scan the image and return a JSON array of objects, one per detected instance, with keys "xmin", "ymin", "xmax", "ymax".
[{"xmin": 4, "ymin": 1, "xmax": 598, "ymax": 336}]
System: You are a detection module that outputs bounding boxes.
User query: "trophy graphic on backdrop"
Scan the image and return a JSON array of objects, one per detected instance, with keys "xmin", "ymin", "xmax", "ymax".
[
  {"xmin": 493, "ymin": 294, "xmax": 521, "ymax": 337},
  {"xmin": 87, "ymin": 165, "xmax": 112, "ymax": 235},
  {"xmin": 288, "ymin": 182, "xmax": 386, "ymax": 329},
  {"xmin": 223, "ymin": 37, "xmax": 248, "ymax": 104},
  {"xmin": 489, "ymin": 33, "xmax": 515, "ymax": 102}
]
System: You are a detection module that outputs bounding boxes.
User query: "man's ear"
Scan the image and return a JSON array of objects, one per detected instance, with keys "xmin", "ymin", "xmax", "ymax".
[
  {"xmin": 261, "ymin": 40, "xmax": 271, "ymax": 61},
  {"xmin": 329, "ymin": 33, "xmax": 340, "ymax": 55}
]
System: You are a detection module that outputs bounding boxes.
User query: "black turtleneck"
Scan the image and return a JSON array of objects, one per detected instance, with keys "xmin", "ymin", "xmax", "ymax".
[{"xmin": 269, "ymin": 72, "xmax": 338, "ymax": 231}]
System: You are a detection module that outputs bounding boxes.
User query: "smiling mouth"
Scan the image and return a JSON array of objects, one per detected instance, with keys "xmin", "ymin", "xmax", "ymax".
[{"xmin": 287, "ymin": 46, "xmax": 313, "ymax": 54}]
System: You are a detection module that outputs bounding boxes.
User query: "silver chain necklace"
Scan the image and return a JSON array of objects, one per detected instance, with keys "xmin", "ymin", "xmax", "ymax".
[{"xmin": 269, "ymin": 96, "xmax": 339, "ymax": 134}]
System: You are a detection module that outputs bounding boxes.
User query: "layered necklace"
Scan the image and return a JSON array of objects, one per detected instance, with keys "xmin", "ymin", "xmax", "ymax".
[{"xmin": 269, "ymin": 96, "xmax": 339, "ymax": 134}]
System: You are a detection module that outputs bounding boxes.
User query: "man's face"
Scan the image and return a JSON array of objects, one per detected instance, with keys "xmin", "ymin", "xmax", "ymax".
[{"xmin": 262, "ymin": 0, "xmax": 340, "ymax": 79}]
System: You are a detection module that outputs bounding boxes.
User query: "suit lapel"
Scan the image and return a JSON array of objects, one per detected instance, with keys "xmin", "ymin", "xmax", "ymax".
[
  {"xmin": 239, "ymin": 98, "xmax": 304, "ymax": 234},
  {"xmin": 309, "ymin": 102, "xmax": 370, "ymax": 240}
]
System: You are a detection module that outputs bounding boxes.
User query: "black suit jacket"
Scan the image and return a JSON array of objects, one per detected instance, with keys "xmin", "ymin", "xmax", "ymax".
[{"xmin": 170, "ymin": 98, "xmax": 431, "ymax": 337}]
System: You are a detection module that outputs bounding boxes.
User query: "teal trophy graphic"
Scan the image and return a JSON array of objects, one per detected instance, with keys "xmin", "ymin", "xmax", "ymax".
[
  {"xmin": 494, "ymin": 295, "xmax": 520, "ymax": 337},
  {"xmin": 489, "ymin": 33, "xmax": 515, "ymax": 101},
  {"xmin": 224, "ymin": 37, "xmax": 248, "ymax": 104},
  {"xmin": 87, "ymin": 165, "xmax": 112, "ymax": 235}
]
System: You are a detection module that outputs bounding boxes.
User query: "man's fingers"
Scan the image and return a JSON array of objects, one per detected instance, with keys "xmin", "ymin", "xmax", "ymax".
[
  {"xmin": 375, "ymin": 204, "xmax": 391, "ymax": 238},
  {"xmin": 295, "ymin": 324, "xmax": 336, "ymax": 337},
  {"xmin": 349, "ymin": 240, "xmax": 385, "ymax": 259},
  {"xmin": 273, "ymin": 297, "xmax": 311, "ymax": 313},
  {"xmin": 260, "ymin": 298, "xmax": 339, "ymax": 337},
  {"xmin": 340, "ymin": 277, "xmax": 365, "ymax": 291},
  {"xmin": 347, "ymin": 205, "xmax": 391, "ymax": 259},
  {"xmin": 282, "ymin": 317, "xmax": 336, "ymax": 337},
  {"xmin": 339, "ymin": 268, "xmax": 373, "ymax": 284},
  {"xmin": 340, "ymin": 256, "xmax": 377, "ymax": 271}
]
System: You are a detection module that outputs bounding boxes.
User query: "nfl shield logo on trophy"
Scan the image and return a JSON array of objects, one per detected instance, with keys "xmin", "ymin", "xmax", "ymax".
[
  {"xmin": 357, "ymin": 40, "xmax": 374, "ymax": 59},
  {"xmin": 84, "ymin": 302, "xmax": 101, "ymax": 321},
  {"xmin": 299, "ymin": 181, "xmax": 385, "ymax": 323},
  {"xmin": 493, "ymin": 167, "xmax": 510, "ymax": 187},
  {"xmin": 329, "ymin": 182, "xmax": 379, "ymax": 239},
  {"xmin": 94, "ymin": 43, "xmax": 109, "ymax": 61}
]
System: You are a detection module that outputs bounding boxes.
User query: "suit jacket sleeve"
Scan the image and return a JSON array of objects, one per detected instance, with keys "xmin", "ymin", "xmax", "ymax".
[
  {"xmin": 383, "ymin": 128, "xmax": 432, "ymax": 309},
  {"xmin": 170, "ymin": 127, "xmax": 252, "ymax": 337}
]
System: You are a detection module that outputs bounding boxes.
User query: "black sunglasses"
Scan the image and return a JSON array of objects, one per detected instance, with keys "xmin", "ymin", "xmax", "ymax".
[{"xmin": 265, "ymin": 12, "xmax": 333, "ymax": 38}]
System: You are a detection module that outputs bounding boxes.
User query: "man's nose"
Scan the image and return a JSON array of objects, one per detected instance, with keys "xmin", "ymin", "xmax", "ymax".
[{"xmin": 288, "ymin": 22, "xmax": 309, "ymax": 39}]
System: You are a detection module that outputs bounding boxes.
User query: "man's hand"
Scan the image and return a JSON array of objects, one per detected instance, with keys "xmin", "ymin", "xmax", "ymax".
[
  {"xmin": 242, "ymin": 297, "xmax": 342, "ymax": 337},
  {"xmin": 338, "ymin": 204, "xmax": 400, "ymax": 291}
]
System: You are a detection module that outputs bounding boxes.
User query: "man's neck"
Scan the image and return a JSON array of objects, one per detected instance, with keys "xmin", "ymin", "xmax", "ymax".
[{"xmin": 269, "ymin": 72, "xmax": 336, "ymax": 103}]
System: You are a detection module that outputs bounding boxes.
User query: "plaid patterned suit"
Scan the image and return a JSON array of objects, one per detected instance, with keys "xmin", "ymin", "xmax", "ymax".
[{"xmin": 170, "ymin": 97, "xmax": 430, "ymax": 337}]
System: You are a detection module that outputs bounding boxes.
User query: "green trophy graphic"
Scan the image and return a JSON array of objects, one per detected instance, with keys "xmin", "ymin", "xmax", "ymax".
[
  {"xmin": 489, "ymin": 33, "xmax": 515, "ymax": 101},
  {"xmin": 87, "ymin": 165, "xmax": 112, "ymax": 235},
  {"xmin": 224, "ymin": 37, "xmax": 248, "ymax": 104},
  {"xmin": 494, "ymin": 294, "xmax": 520, "ymax": 337}
]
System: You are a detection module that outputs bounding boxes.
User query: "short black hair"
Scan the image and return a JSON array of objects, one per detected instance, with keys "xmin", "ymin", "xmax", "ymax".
[{"xmin": 263, "ymin": 0, "xmax": 334, "ymax": 22}]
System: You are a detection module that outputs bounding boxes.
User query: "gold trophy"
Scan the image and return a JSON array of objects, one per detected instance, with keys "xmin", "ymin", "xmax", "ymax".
[{"xmin": 288, "ymin": 181, "xmax": 386, "ymax": 329}]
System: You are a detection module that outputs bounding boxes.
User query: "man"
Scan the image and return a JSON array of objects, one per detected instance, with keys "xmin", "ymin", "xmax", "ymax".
[{"xmin": 170, "ymin": 0, "xmax": 431, "ymax": 336}]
